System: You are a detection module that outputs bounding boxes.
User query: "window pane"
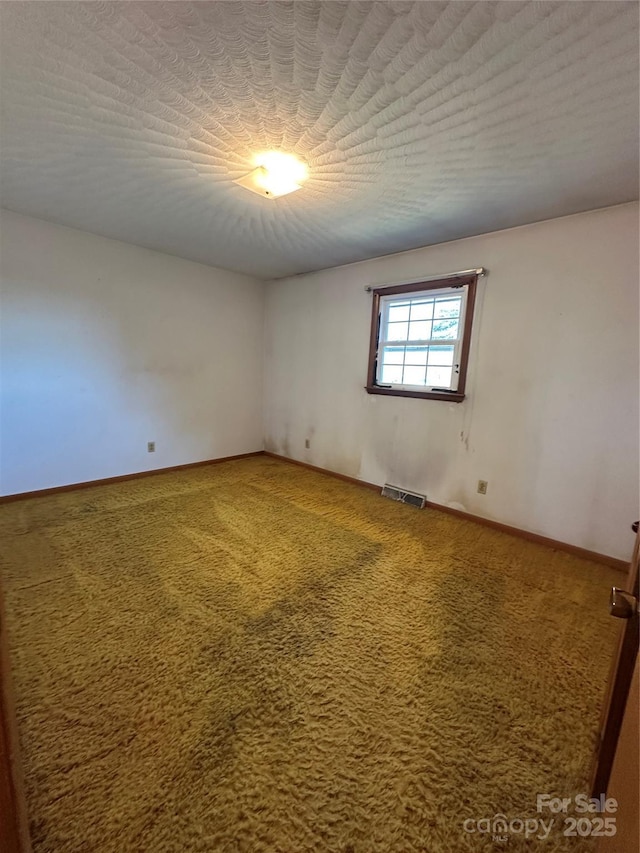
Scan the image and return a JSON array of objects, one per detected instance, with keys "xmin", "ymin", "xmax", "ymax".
[
  {"xmin": 410, "ymin": 300, "xmax": 434, "ymax": 320},
  {"xmin": 404, "ymin": 346, "xmax": 428, "ymax": 366},
  {"xmin": 426, "ymin": 365, "xmax": 452, "ymax": 387},
  {"xmin": 408, "ymin": 320, "xmax": 431, "ymax": 340},
  {"xmin": 388, "ymin": 303, "xmax": 410, "ymax": 322},
  {"xmin": 387, "ymin": 322, "xmax": 409, "ymax": 341},
  {"xmin": 434, "ymin": 298, "xmax": 461, "ymax": 319},
  {"xmin": 373, "ymin": 285, "xmax": 471, "ymax": 397},
  {"xmin": 432, "ymin": 318, "xmax": 459, "ymax": 339},
  {"xmin": 428, "ymin": 345, "xmax": 454, "ymax": 366},
  {"xmin": 381, "ymin": 346, "xmax": 405, "ymax": 365},
  {"xmin": 403, "ymin": 365, "xmax": 427, "ymax": 385},
  {"xmin": 381, "ymin": 364, "xmax": 403, "ymax": 384}
]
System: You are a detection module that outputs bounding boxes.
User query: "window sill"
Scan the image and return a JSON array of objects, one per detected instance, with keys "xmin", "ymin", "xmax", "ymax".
[{"xmin": 365, "ymin": 385, "xmax": 465, "ymax": 402}]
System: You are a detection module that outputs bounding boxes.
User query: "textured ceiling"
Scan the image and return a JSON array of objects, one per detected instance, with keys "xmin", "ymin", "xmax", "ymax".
[{"xmin": 1, "ymin": 1, "xmax": 638, "ymax": 279}]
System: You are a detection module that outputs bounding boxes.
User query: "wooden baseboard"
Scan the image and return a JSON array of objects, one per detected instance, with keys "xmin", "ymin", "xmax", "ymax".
[
  {"xmin": 424, "ymin": 501, "xmax": 629, "ymax": 572},
  {"xmin": 264, "ymin": 452, "xmax": 381, "ymax": 492},
  {"xmin": 263, "ymin": 452, "xmax": 629, "ymax": 572},
  {"xmin": 0, "ymin": 451, "xmax": 265, "ymax": 504},
  {"xmin": 1, "ymin": 449, "xmax": 629, "ymax": 571}
]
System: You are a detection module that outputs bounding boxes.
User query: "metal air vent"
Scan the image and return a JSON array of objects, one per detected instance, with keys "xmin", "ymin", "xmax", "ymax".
[{"xmin": 381, "ymin": 484, "xmax": 426, "ymax": 509}]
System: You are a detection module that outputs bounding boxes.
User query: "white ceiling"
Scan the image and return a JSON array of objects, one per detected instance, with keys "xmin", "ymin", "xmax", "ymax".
[{"xmin": 1, "ymin": 1, "xmax": 638, "ymax": 279}]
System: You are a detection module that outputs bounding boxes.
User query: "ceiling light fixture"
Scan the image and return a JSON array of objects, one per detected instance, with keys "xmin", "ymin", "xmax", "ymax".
[{"xmin": 234, "ymin": 151, "xmax": 308, "ymax": 199}]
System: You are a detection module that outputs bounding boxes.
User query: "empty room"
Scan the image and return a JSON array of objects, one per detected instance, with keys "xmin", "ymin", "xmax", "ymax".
[{"xmin": 1, "ymin": 2, "xmax": 639, "ymax": 852}]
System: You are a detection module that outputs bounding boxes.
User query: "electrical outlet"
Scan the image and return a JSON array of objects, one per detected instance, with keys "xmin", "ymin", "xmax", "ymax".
[
  {"xmin": 305, "ymin": 439, "xmax": 310, "ymax": 449},
  {"xmin": 477, "ymin": 480, "xmax": 488, "ymax": 495},
  {"xmin": 147, "ymin": 441, "xmax": 155, "ymax": 453}
]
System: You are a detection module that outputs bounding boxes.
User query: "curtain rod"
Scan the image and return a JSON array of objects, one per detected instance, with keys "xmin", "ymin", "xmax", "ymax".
[{"xmin": 364, "ymin": 267, "xmax": 487, "ymax": 292}]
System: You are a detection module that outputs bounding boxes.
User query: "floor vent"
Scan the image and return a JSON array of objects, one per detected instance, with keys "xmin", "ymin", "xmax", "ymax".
[{"xmin": 381, "ymin": 484, "xmax": 426, "ymax": 509}]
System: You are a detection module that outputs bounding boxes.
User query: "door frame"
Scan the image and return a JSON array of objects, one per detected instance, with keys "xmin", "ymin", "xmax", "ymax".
[{"xmin": 591, "ymin": 530, "xmax": 639, "ymax": 797}]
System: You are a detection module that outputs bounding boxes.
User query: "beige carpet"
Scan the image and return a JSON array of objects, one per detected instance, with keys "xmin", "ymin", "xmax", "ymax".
[{"xmin": 0, "ymin": 456, "xmax": 621, "ymax": 852}]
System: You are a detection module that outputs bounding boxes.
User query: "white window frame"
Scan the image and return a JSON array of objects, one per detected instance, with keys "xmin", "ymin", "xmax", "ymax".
[{"xmin": 376, "ymin": 285, "xmax": 468, "ymax": 392}]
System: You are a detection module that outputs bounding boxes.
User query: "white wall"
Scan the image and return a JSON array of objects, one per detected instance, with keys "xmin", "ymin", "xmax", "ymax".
[
  {"xmin": 3, "ymin": 205, "xmax": 638, "ymax": 559},
  {"xmin": 0, "ymin": 210, "xmax": 264, "ymax": 495},
  {"xmin": 264, "ymin": 203, "xmax": 639, "ymax": 561}
]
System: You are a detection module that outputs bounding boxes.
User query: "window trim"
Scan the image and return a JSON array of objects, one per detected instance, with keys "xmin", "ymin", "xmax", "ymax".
[
  {"xmin": 377, "ymin": 285, "xmax": 467, "ymax": 392},
  {"xmin": 365, "ymin": 274, "xmax": 478, "ymax": 402}
]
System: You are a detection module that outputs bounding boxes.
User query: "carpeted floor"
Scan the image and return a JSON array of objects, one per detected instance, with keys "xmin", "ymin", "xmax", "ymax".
[{"xmin": 0, "ymin": 456, "xmax": 621, "ymax": 852}]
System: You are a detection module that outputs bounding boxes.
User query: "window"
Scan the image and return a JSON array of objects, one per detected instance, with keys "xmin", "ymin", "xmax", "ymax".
[{"xmin": 365, "ymin": 274, "xmax": 478, "ymax": 402}]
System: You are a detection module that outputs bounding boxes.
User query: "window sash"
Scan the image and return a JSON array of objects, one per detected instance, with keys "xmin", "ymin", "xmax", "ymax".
[{"xmin": 376, "ymin": 286, "xmax": 468, "ymax": 391}]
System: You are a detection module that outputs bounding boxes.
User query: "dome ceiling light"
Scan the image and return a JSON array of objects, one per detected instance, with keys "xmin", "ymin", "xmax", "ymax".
[{"xmin": 234, "ymin": 151, "xmax": 308, "ymax": 199}]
